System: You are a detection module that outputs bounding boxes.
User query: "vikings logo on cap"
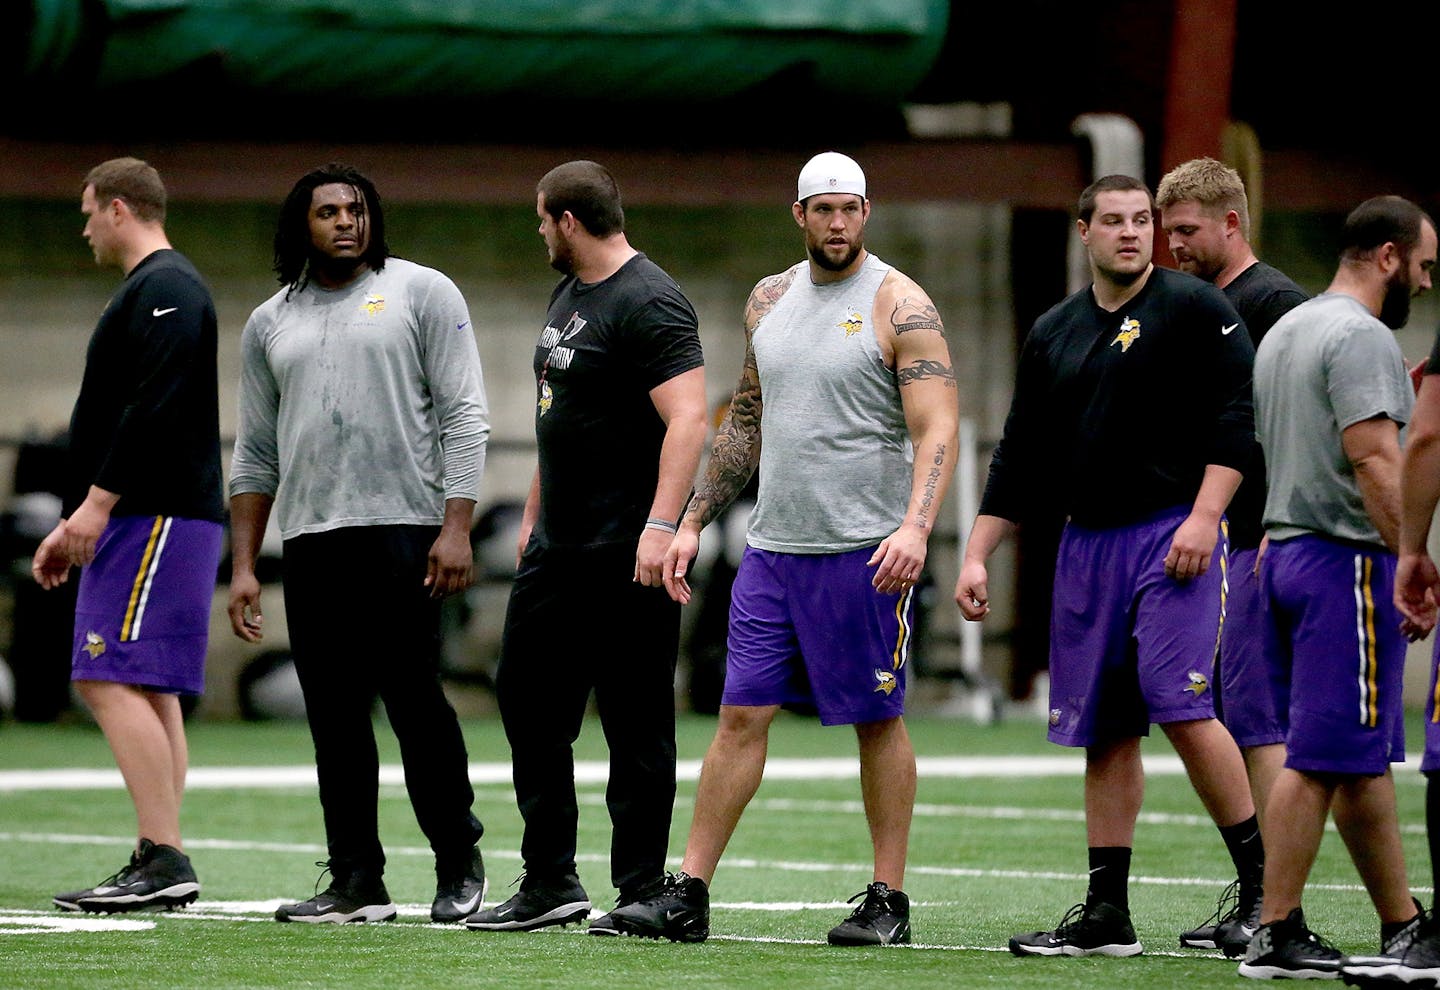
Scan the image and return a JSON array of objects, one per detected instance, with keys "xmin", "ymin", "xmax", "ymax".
[{"xmin": 797, "ymin": 152, "xmax": 866, "ymax": 202}]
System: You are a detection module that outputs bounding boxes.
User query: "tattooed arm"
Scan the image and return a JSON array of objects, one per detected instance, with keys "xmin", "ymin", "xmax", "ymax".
[
  {"xmin": 866, "ymin": 271, "xmax": 960, "ymax": 595},
  {"xmin": 662, "ymin": 268, "xmax": 794, "ymax": 603}
]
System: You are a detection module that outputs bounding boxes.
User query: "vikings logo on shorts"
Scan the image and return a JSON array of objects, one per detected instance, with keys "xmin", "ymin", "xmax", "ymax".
[
  {"xmin": 83, "ymin": 631, "xmax": 106, "ymax": 658},
  {"xmin": 1111, "ymin": 317, "xmax": 1141, "ymax": 352},
  {"xmin": 362, "ymin": 294, "xmax": 386, "ymax": 316},
  {"xmin": 1049, "ymin": 708, "xmax": 1061, "ymax": 727},
  {"xmin": 538, "ymin": 380, "xmax": 553, "ymax": 417},
  {"xmin": 872, "ymin": 669, "xmax": 897, "ymax": 695},
  {"xmin": 838, "ymin": 312, "xmax": 864, "ymax": 336},
  {"xmin": 1183, "ymin": 670, "xmax": 1209, "ymax": 696}
]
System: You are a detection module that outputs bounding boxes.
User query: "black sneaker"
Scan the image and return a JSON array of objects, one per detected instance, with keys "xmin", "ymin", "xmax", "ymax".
[
  {"xmin": 1009, "ymin": 901, "xmax": 1143, "ymax": 957},
  {"xmin": 600, "ymin": 871, "xmax": 710, "ymax": 942},
  {"xmin": 464, "ymin": 872, "xmax": 590, "ymax": 932},
  {"xmin": 60, "ymin": 839, "xmax": 200, "ymax": 913},
  {"xmin": 1341, "ymin": 902, "xmax": 1433, "ymax": 987},
  {"xmin": 1238, "ymin": 907, "xmax": 1342, "ymax": 980},
  {"xmin": 1217, "ymin": 883, "xmax": 1264, "ymax": 958},
  {"xmin": 1180, "ymin": 879, "xmax": 1238, "ymax": 949},
  {"xmin": 431, "ymin": 846, "xmax": 487, "ymax": 923},
  {"xmin": 275, "ymin": 863, "xmax": 397, "ymax": 924},
  {"xmin": 827, "ymin": 882, "xmax": 911, "ymax": 946},
  {"xmin": 588, "ymin": 877, "xmax": 664, "ymax": 937}
]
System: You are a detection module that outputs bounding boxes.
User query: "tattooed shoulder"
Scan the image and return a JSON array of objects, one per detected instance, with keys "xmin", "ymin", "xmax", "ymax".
[{"xmin": 746, "ymin": 268, "xmax": 799, "ymax": 326}]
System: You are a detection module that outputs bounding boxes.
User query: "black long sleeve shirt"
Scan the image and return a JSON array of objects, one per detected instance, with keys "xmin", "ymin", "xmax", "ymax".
[
  {"xmin": 980, "ymin": 267, "xmax": 1255, "ymax": 529},
  {"xmin": 65, "ymin": 249, "xmax": 224, "ymax": 522}
]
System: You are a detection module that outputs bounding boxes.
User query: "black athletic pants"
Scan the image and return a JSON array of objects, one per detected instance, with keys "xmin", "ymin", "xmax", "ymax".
[
  {"xmin": 282, "ymin": 525, "xmax": 483, "ymax": 881},
  {"xmin": 497, "ymin": 539, "xmax": 680, "ymax": 895}
]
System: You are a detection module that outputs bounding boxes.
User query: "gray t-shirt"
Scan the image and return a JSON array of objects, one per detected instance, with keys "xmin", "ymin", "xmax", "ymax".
[
  {"xmin": 229, "ymin": 258, "xmax": 489, "ymax": 539},
  {"xmin": 1254, "ymin": 292, "xmax": 1411, "ymax": 546}
]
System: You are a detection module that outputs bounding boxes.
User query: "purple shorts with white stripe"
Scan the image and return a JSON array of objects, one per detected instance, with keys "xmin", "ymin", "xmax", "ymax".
[
  {"xmin": 723, "ymin": 544, "xmax": 913, "ymax": 726},
  {"xmin": 1420, "ymin": 637, "xmax": 1440, "ymax": 774},
  {"xmin": 71, "ymin": 514, "xmax": 222, "ymax": 695},
  {"xmin": 1261, "ymin": 534, "xmax": 1406, "ymax": 775}
]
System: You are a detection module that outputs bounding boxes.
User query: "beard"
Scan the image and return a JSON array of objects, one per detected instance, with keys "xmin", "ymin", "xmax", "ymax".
[
  {"xmin": 1379, "ymin": 272, "xmax": 1413, "ymax": 329},
  {"xmin": 548, "ymin": 239, "xmax": 575, "ymax": 275},
  {"xmin": 807, "ymin": 236, "xmax": 864, "ymax": 272}
]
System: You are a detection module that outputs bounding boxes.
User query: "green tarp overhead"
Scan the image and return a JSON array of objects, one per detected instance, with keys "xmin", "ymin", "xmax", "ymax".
[{"xmin": 23, "ymin": 0, "xmax": 948, "ymax": 104}]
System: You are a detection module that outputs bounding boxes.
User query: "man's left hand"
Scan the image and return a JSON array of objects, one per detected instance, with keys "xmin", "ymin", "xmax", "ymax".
[
  {"xmin": 1164, "ymin": 513, "xmax": 1219, "ymax": 580},
  {"xmin": 868, "ymin": 525, "xmax": 928, "ymax": 595},
  {"xmin": 425, "ymin": 528, "xmax": 474, "ymax": 598}
]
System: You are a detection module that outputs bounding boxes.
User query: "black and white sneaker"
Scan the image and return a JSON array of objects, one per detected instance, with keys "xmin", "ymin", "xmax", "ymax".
[
  {"xmin": 1010, "ymin": 901, "xmax": 1143, "ymax": 957},
  {"xmin": 465, "ymin": 873, "xmax": 590, "ymax": 932},
  {"xmin": 275, "ymin": 863, "xmax": 397, "ymax": 924},
  {"xmin": 600, "ymin": 872, "xmax": 710, "ymax": 942},
  {"xmin": 431, "ymin": 846, "xmax": 487, "ymax": 923},
  {"xmin": 1218, "ymin": 884, "xmax": 1264, "ymax": 958},
  {"xmin": 58, "ymin": 839, "xmax": 200, "ymax": 913},
  {"xmin": 588, "ymin": 877, "xmax": 664, "ymax": 936},
  {"xmin": 1238, "ymin": 907, "xmax": 1342, "ymax": 980},
  {"xmin": 827, "ymin": 882, "xmax": 911, "ymax": 946},
  {"xmin": 1341, "ymin": 903, "xmax": 1432, "ymax": 987},
  {"xmin": 1180, "ymin": 879, "xmax": 1238, "ymax": 949}
]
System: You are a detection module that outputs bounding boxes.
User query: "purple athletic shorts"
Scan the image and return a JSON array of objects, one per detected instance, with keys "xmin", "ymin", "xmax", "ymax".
[
  {"xmin": 71, "ymin": 514, "xmax": 222, "ymax": 695},
  {"xmin": 1421, "ymin": 638, "xmax": 1440, "ymax": 774},
  {"xmin": 1217, "ymin": 546, "xmax": 1285, "ymax": 748},
  {"xmin": 1047, "ymin": 508, "xmax": 1223, "ymax": 747},
  {"xmin": 1262, "ymin": 535, "xmax": 1405, "ymax": 775},
  {"xmin": 723, "ymin": 544, "xmax": 914, "ymax": 726}
]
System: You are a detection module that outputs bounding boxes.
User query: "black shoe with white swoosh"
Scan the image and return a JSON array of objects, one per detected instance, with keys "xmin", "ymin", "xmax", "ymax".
[
  {"xmin": 59, "ymin": 839, "xmax": 200, "ymax": 914},
  {"xmin": 274, "ymin": 863, "xmax": 396, "ymax": 924},
  {"xmin": 1010, "ymin": 900, "xmax": 1143, "ymax": 957},
  {"xmin": 464, "ymin": 872, "xmax": 590, "ymax": 932},
  {"xmin": 431, "ymin": 846, "xmax": 488, "ymax": 923},
  {"xmin": 827, "ymin": 882, "xmax": 912, "ymax": 946}
]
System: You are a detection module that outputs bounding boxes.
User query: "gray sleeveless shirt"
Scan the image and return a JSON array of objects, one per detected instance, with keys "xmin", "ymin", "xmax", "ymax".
[{"xmin": 747, "ymin": 253, "xmax": 912, "ymax": 553}]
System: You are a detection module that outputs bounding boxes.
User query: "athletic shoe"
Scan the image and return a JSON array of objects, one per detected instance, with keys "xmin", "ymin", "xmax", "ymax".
[
  {"xmin": 596, "ymin": 871, "xmax": 710, "ymax": 942},
  {"xmin": 464, "ymin": 872, "xmax": 590, "ymax": 932},
  {"xmin": 275, "ymin": 863, "xmax": 397, "ymax": 924},
  {"xmin": 1217, "ymin": 883, "xmax": 1265, "ymax": 959},
  {"xmin": 61, "ymin": 839, "xmax": 200, "ymax": 913},
  {"xmin": 1341, "ymin": 903, "xmax": 1434, "ymax": 987},
  {"xmin": 587, "ymin": 876, "xmax": 664, "ymax": 936},
  {"xmin": 827, "ymin": 882, "xmax": 911, "ymax": 946},
  {"xmin": 1238, "ymin": 907, "xmax": 1342, "ymax": 980},
  {"xmin": 431, "ymin": 846, "xmax": 487, "ymax": 923},
  {"xmin": 1180, "ymin": 878, "xmax": 1238, "ymax": 949},
  {"xmin": 1009, "ymin": 901, "xmax": 1143, "ymax": 957}
]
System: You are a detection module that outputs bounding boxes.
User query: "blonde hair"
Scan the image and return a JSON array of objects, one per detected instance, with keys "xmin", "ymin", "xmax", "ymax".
[
  {"xmin": 83, "ymin": 157, "xmax": 166, "ymax": 224},
  {"xmin": 1155, "ymin": 157, "xmax": 1249, "ymax": 239}
]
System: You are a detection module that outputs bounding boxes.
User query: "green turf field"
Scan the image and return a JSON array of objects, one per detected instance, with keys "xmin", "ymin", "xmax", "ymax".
[{"xmin": 0, "ymin": 711, "xmax": 1430, "ymax": 988}]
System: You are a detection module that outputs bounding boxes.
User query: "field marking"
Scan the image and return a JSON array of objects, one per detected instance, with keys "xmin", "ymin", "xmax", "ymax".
[
  {"xmin": 0, "ymin": 755, "xmax": 1191, "ymax": 792},
  {"xmin": 0, "ymin": 830, "xmax": 1420, "ymax": 896},
  {"xmin": 0, "ymin": 910, "xmax": 155, "ymax": 935},
  {"xmin": 2, "ymin": 753, "xmax": 1426, "ymax": 793}
]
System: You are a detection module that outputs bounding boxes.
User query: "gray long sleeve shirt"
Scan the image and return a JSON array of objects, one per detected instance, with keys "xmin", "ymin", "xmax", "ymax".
[{"xmin": 229, "ymin": 258, "xmax": 489, "ymax": 539}]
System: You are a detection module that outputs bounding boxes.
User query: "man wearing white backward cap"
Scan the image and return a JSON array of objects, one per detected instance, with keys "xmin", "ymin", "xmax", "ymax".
[{"xmin": 604, "ymin": 151, "xmax": 960, "ymax": 945}]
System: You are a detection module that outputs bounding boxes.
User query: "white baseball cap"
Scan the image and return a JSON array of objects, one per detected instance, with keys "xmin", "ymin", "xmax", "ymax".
[{"xmin": 797, "ymin": 152, "xmax": 866, "ymax": 202}]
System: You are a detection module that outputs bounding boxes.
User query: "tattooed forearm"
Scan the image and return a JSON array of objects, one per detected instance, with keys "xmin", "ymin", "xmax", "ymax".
[
  {"xmin": 913, "ymin": 443, "xmax": 946, "ymax": 531},
  {"xmin": 897, "ymin": 359, "xmax": 956, "ymax": 387},
  {"xmin": 687, "ymin": 377, "xmax": 763, "ymax": 528},
  {"xmin": 892, "ymin": 297, "xmax": 945, "ymax": 335}
]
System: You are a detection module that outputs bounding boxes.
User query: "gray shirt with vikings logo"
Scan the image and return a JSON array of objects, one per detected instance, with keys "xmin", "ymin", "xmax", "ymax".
[
  {"xmin": 747, "ymin": 253, "xmax": 912, "ymax": 554},
  {"xmin": 230, "ymin": 258, "xmax": 489, "ymax": 539}
]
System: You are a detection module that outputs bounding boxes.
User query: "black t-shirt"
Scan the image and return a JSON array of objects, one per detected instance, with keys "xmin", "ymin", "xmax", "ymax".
[
  {"xmin": 981, "ymin": 267, "xmax": 1255, "ymax": 528},
  {"xmin": 66, "ymin": 249, "xmax": 224, "ymax": 522},
  {"xmin": 1222, "ymin": 261, "xmax": 1309, "ymax": 549},
  {"xmin": 533, "ymin": 253, "xmax": 703, "ymax": 549}
]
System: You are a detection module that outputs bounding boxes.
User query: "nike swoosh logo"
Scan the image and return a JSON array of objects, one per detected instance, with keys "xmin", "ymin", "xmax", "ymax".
[
  {"xmin": 453, "ymin": 891, "xmax": 481, "ymax": 914},
  {"xmin": 153, "ymin": 307, "xmax": 178, "ymax": 317},
  {"xmin": 1221, "ymin": 323, "xmax": 1238, "ymax": 335},
  {"xmin": 494, "ymin": 905, "xmax": 514, "ymax": 918},
  {"xmin": 457, "ymin": 321, "xmax": 470, "ymax": 331}
]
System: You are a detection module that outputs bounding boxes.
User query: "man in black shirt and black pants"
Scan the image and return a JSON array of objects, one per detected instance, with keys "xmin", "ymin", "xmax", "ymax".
[
  {"xmin": 955, "ymin": 174, "xmax": 1264, "ymax": 959},
  {"xmin": 34, "ymin": 158, "xmax": 224, "ymax": 914},
  {"xmin": 466, "ymin": 161, "xmax": 707, "ymax": 934}
]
